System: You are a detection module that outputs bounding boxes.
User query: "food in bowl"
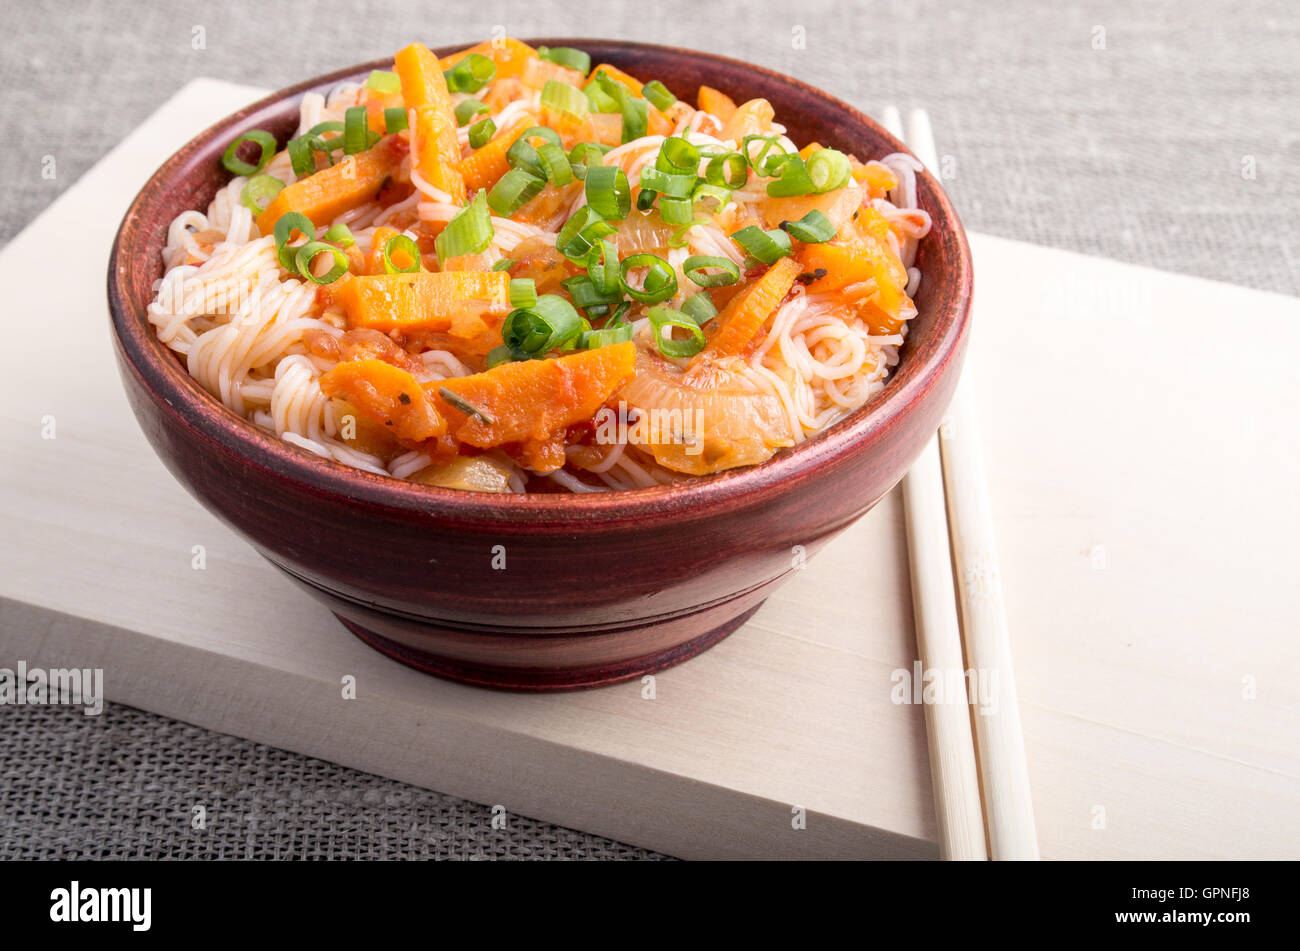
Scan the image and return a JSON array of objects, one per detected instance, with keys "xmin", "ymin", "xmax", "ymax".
[{"xmin": 146, "ymin": 38, "xmax": 931, "ymax": 494}]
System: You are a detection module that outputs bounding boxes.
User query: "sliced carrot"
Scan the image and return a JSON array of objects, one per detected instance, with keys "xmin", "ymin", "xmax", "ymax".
[
  {"xmin": 691, "ymin": 257, "xmax": 800, "ymax": 365},
  {"xmin": 851, "ymin": 157, "xmax": 898, "ymax": 198},
  {"xmin": 336, "ymin": 271, "xmax": 511, "ymax": 342},
  {"xmin": 394, "ymin": 42, "xmax": 467, "ymax": 203},
  {"xmin": 797, "ymin": 213, "xmax": 908, "ymax": 330},
  {"xmin": 429, "ymin": 342, "xmax": 637, "ymax": 472},
  {"xmin": 798, "ymin": 141, "xmax": 823, "ymax": 160},
  {"xmin": 458, "ymin": 117, "xmax": 534, "ymax": 192},
  {"xmin": 363, "ymin": 225, "xmax": 400, "ymax": 274},
  {"xmin": 319, "ymin": 359, "xmax": 446, "ymax": 444},
  {"xmin": 258, "ymin": 135, "xmax": 407, "ymax": 235},
  {"xmin": 697, "ymin": 85, "xmax": 737, "ymax": 122},
  {"xmin": 438, "ymin": 37, "xmax": 538, "ymax": 80}
]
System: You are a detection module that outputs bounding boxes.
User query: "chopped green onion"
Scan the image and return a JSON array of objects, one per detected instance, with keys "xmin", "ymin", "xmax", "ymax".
[
  {"xmin": 638, "ymin": 166, "xmax": 697, "ymax": 199},
  {"xmin": 343, "ymin": 106, "xmax": 371, "ymax": 155},
  {"xmin": 491, "ymin": 258, "xmax": 515, "ymax": 272},
  {"xmin": 705, "ymin": 152, "xmax": 748, "ymax": 189},
  {"xmin": 636, "ymin": 188, "xmax": 658, "ymax": 212},
  {"xmin": 765, "ymin": 156, "xmax": 818, "ymax": 197},
  {"xmin": 382, "ymin": 234, "xmax": 421, "ymax": 273},
  {"xmin": 444, "ymin": 53, "xmax": 496, "ymax": 94},
  {"xmin": 485, "ymin": 344, "xmax": 515, "ymax": 368},
  {"xmin": 642, "ymin": 80, "xmax": 676, "ymax": 112},
  {"xmin": 619, "ymin": 96, "xmax": 648, "ymax": 142},
  {"xmin": 538, "ymin": 46, "xmax": 591, "ymax": 74},
  {"xmin": 667, "ymin": 217, "xmax": 709, "ymax": 248},
  {"xmin": 536, "ymin": 142, "xmax": 574, "ymax": 186},
  {"xmin": 730, "ymin": 225, "xmax": 793, "ymax": 264},
  {"xmin": 741, "ymin": 134, "xmax": 790, "ymax": 175},
  {"xmin": 487, "ymin": 168, "xmax": 545, "ymax": 217},
  {"xmin": 294, "ymin": 241, "xmax": 349, "ymax": 284},
  {"xmin": 657, "ymin": 137, "xmax": 700, "ymax": 174},
  {"xmin": 383, "ymin": 107, "xmax": 408, "ymax": 134},
  {"xmin": 585, "ymin": 165, "xmax": 630, "ymax": 220},
  {"xmin": 502, "ymin": 294, "xmax": 585, "ymax": 356},
  {"xmin": 648, "ymin": 305, "xmax": 706, "ymax": 359},
  {"xmin": 581, "ymin": 322, "xmax": 635, "ymax": 349},
  {"xmin": 454, "ymin": 98, "xmax": 490, "ymax": 126},
  {"xmin": 555, "ymin": 205, "xmax": 617, "ymax": 263},
  {"xmin": 438, "ymin": 386, "xmax": 495, "ymax": 425},
  {"xmin": 468, "ymin": 117, "xmax": 496, "ymax": 149},
  {"xmin": 366, "ymin": 70, "xmax": 401, "ymax": 94},
  {"xmin": 692, "ymin": 183, "xmax": 733, "ymax": 212},
  {"xmin": 506, "ymin": 125, "xmax": 563, "ymax": 176},
  {"xmin": 681, "ymin": 290, "xmax": 718, "ymax": 324},
  {"xmin": 658, "ymin": 197, "xmax": 694, "ymax": 225},
  {"xmin": 288, "ymin": 134, "xmax": 332, "ymax": 177},
  {"xmin": 324, "ymin": 223, "xmax": 355, "ymax": 248},
  {"xmin": 541, "ymin": 79, "xmax": 589, "ymax": 117},
  {"xmin": 806, "ymin": 148, "xmax": 852, "ymax": 193},
  {"xmin": 619, "ymin": 253, "xmax": 678, "ymax": 305},
  {"xmin": 683, "ymin": 255, "xmax": 741, "ymax": 288},
  {"xmin": 221, "ymin": 130, "xmax": 277, "ymax": 176},
  {"xmin": 307, "ymin": 121, "xmax": 344, "ymax": 137},
  {"xmin": 780, "ymin": 208, "xmax": 836, "ymax": 243},
  {"xmin": 240, "ymin": 174, "xmax": 284, "ymax": 213},
  {"xmin": 434, "ymin": 191, "xmax": 493, "ymax": 261},
  {"xmin": 588, "ymin": 239, "xmax": 622, "ymax": 296},
  {"xmin": 583, "ymin": 80, "xmax": 620, "ymax": 113},
  {"xmin": 562, "ymin": 275, "xmax": 622, "ymax": 314},
  {"xmin": 273, "ymin": 212, "xmax": 315, "ymax": 271},
  {"xmin": 568, "ymin": 142, "xmax": 606, "ymax": 180},
  {"xmin": 509, "ymin": 278, "xmax": 538, "ymax": 308}
]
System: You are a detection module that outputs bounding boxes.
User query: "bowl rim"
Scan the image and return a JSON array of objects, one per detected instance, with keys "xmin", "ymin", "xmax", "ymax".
[{"xmin": 108, "ymin": 37, "xmax": 972, "ymax": 526}]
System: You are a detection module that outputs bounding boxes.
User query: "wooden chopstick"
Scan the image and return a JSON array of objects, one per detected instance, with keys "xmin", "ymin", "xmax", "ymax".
[
  {"xmin": 905, "ymin": 108, "xmax": 1040, "ymax": 860},
  {"xmin": 886, "ymin": 107, "xmax": 988, "ymax": 861}
]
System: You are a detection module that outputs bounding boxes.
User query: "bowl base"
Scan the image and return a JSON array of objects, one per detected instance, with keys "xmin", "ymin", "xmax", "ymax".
[{"xmin": 336, "ymin": 605, "xmax": 761, "ymax": 691}]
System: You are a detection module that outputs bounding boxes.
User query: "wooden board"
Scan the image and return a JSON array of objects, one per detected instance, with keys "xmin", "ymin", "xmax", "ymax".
[{"xmin": 1, "ymin": 79, "xmax": 1296, "ymax": 859}]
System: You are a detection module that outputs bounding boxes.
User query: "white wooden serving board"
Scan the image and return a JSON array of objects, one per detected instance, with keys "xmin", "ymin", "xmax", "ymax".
[{"xmin": 1, "ymin": 80, "xmax": 1296, "ymax": 860}]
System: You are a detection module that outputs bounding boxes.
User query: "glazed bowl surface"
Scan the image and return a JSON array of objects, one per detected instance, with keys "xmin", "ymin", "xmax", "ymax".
[{"xmin": 108, "ymin": 38, "xmax": 973, "ymax": 689}]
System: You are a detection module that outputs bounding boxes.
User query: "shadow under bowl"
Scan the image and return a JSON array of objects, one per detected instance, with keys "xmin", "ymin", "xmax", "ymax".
[{"xmin": 108, "ymin": 39, "xmax": 973, "ymax": 690}]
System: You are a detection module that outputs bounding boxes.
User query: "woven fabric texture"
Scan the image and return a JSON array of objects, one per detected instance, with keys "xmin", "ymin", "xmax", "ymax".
[{"xmin": 1, "ymin": 0, "xmax": 1295, "ymax": 860}]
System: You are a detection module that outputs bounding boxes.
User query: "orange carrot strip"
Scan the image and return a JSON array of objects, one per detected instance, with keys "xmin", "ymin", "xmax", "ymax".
[
  {"xmin": 692, "ymin": 257, "xmax": 800, "ymax": 364},
  {"xmin": 319, "ymin": 359, "xmax": 446, "ymax": 443},
  {"xmin": 697, "ymin": 85, "xmax": 737, "ymax": 122},
  {"xmin": 336, "ymin": 271, "xmax": 511, "ymax": 340},
  {"xmin": 395, "ymin": 42, "xmax": 467, "ymax": 203},
  {"xmin": 257, "ymin": 136, "xmax": 406, "ymax": 235},
  {"xmin": 430, "ymin": 343, "xmax": 636, "ymax": 470},
  {"xmin": 438, "ymin": 37, "xmax": 539, "ymax": 80}
]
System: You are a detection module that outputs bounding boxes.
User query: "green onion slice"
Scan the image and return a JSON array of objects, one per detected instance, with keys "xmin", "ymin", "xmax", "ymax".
[
  {"xmin": 307, "ymin": 121, "xmax": 344, "ymax": 137},
  {"xmin": 683, "ymin": 255, "xmax": 741, "ymax": 288},
  {"xmin": 619, "ymin": 96, "xmax": 648, "ymax": 143},
  {"xmin": 509, "ymin": 277, "xmax": 538, "ymax": 308},
  {"xmin": 555, "ymin": 205, "xmax": 617, "ymax": 263},
  {"xmin": 765, "ymin": 156, "xmax": 819, "ymax": 197},
  {"xmin": 806, "ymin": 148, "xmax": 852, "ymax": 193},
  {"xmin": 487, "ymin": 168, "xmax": 545, "ymax": 217},
  {"xmin": 221, "ymin": 130, "xmax": 277, "ymax": 176},
  {"xmin": 741, "ymin": 134, "xmax": 791, "ymax": 175},
  {"xmin": 780, "ymin": 208, "xmax": 836, "ymax": 243},
  {"xmin": 288, "ymin": 134, "xmax": 333, "ymax": 177},
  {"xmin": 568, "ymin": 142, "xmax": 606, "ymax": 180},
  {"xmin": 502, "ymin": 294, "xmax": 585, "ymax": 356},
  {"xmin": 485, "ymin": 345, "xmax": 515, "ymax": 368},
  {"xmin": 295, "ymin": 241, "xmax": 349, "ymax": 284},
  {"xmin": 730, "ymin": 225, "xmax": 793, "ymax": 264},
  {"xmin": 619, "ymin": 253, "xmax": 678, "ymax": 305},
  {"xmin": 681, "ymin": 290, "xmax": 718, "ymax": 324},
  {"xmin": 382, "ymin": 234, "xmax": 421, "ymax": 274},
  {"xmin": 636, "ymin": 188, "xmax": 658, "ymax": 212},
  {"xmin": 588, "ymin": 239, "xmax": 622, "ymax": 296},
  {"xmin": 638, "ymin": 166, "xmax": 697, "ymax": 199},
  {"xmin": 324, "ymin": 223, "xmax": 355, "ymax": 248},
  {"xmin": 366, "ymin": 70, "xmax": 401, "ymax": 94},
  {"xmin": 581, "ymin": 322, "xmax": 635, "ymax": 349},
  {"xmin": 491, "ymin": 257, "xmax": 515, "ymax": 272},
  {"xmin": 583, "ymin": 81, "xmax": 620, "ymax": 114},
  {"xmin": 536, "ymin": 142, "xmax": 574, "ymax": 186},
  {"xmin": 657, "ymin": 136, "xmax": 700, "ymax": 174},
  {"xmin": 657, "ymin": 196, "xmax": 695, "ymax": 225},
  {"xmin": 541, "ymin": 79, "xmax": 589, "ymax": 117},
  {"xmin": 434, "ymin": 191, "xmax": 493, "ymax": 261},
  {"xmin": 538, "ymin": 46, "xmax": 592, "ymax": 74},
  {"xmin": 383, "ymin": 107, "xmax": 408, "ymax": 134},
  {"xmin": 454, "ymin": 97, "xmax": 490, "ymax": 126},
  {"xmin": 642, "ymin": 80, "xmax": 676, "ymax": 112},
  {"xmin": 468, "ymin": 117, "xmax": 496, "ymax": 149},
  {"xmin": 648, "ymin": 305, "xmax": 706, "ymax": 359},
  {"xmin": 240, "ymin": 174, "xmax": 284, "ymax": 213},
  {"xmin": 705, "ymin": 152, "xmax": 748, "ymax": 189},
  {"xmin": 444, "ymin": 53, "xmax": 496, "ymax": 94},
  {"xmin": 585, "ymin": 165, "xmax": 630, "ymax": 220},
  {"xmin": 343, "ymin": 106, "xmax": 371, "ymax": 155},
  {"xmin": 692, "ymin": 183, "xmax": 733, "ymax": 212},
  {"xmin": 506, "ymin": 125, "xmax": 563, "ymax": 176},
  {"xmin": 273, "ymin": 212, "xmax": 314, "ymax": 270}
]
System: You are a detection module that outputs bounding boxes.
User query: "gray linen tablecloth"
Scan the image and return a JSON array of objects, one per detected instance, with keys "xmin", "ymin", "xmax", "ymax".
[{"xmin": 2, "ymin": 0, "xmax": 1295, "ymax": 860}]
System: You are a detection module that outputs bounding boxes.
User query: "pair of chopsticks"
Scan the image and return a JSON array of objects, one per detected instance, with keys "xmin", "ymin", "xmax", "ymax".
[{"xmin": 884, "ymin": 107, "xmax": 1039, "ymax": 860}]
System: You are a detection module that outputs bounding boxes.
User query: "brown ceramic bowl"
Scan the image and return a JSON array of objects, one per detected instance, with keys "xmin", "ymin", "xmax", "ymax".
[{"xmin": 108, "ymin": 39, "xmax": 972, "ymax": 690}]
